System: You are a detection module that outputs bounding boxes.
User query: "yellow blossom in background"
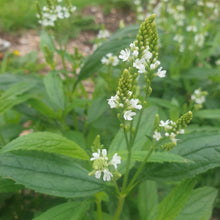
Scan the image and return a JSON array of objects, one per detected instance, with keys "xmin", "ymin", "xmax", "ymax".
[{"xmin": 13, "ymin": 50, "xmax": 20, "ymax": 56}]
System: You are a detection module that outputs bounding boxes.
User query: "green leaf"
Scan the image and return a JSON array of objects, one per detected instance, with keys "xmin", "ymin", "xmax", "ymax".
[
  {"xmin": 141, "ymin": 132, "xmax": 220, "ymax": 181},
  {"xmin": 181, "ymin": 67, "xmax": 218, "ymax": 80},
  {"xmin": 40, "ymin": 30, "xmax": 56, "ymax": 51},
  {"xmin": 33, "ymin": 200, "xmax": 90, "ymax": 220},
  {"xmin": 0, "ymin": 151, "xmax": 103, "ymax": 198},
  {"xmin": 27, "ymin": 98, "xmax": 57, "ymax": 118},
  {"xmin": 175, "ymin": 187, "xmax": 218, "ymax": 220},
  {"xmin": 0, "ymin": 177, "xmax": 24, "ymax": 193},
  {"xmin": 0, "ymin": 82, "xmax": 37, "ymax": 115},
  {"xmin": 110, "ymin": 106, "xmax": 158, "ymax": 153},
  {"xmin": 88, "ymin": 97, "xmax": 108, "ymax": 124},
  {"xmin": 138, "ymin": 180, "xmax": 158, "ymax": 220},
  {"xmin": 195, "ymin": 109, "xmax": 220, "ymax": 119},
  {"xmin": 78, "ymin": 24, "xmax": 139, "ymax": 82},
  {"xmin": 1, "ymin": 132, "xmax": 89, "ymax": 161},
  {"xmin": 115, "ymin": 150, "xmax": 191, "ymax": 163},
  {"xmin": 43, "ymin": 71, "xmax": 65, "ymax": 110},
  {"xmin": 0, "ymin": 73, "xmax": 41, "ymax": 91},
  {"xmin": 154, "ymin": 179, "xmax": 197, "ymax": 220}
]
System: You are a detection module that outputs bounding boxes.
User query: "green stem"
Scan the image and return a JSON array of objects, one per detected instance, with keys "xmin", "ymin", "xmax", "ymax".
[
  {"xmin": 122, "ymin": 147, "xmax": 132, "ymax": 192},
  {"xmin": 96, "ymin": 199, "xmax": 102, "ymax": 220},
  {"xmin": 113, "ymin": 195, "xmax": 125, "ymax": 220},
  {"xmin": 126, "ymin": 145, "xmax": 155, "ymax": 193}
]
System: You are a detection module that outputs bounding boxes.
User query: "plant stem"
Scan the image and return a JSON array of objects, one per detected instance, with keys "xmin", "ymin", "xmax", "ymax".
[
  {"xmin": 96, "ymin": 199, "xmax": 102, "ymax": 220},
  {"xmin": 113, "ymin": 194, "xmax": 125, "ymax": 220},
  {"xmin": 122, "ymin": 147, "xmax": 132, "ymax": 192},
  {"xmin": 126, "ymin": 145, "xmax": 155, "ymax": 192}
]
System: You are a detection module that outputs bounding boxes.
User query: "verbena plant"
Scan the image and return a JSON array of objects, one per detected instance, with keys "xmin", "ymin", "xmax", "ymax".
[{"xmin": 0, "ymin": 1, "xmax": 220, "ymax": 219}]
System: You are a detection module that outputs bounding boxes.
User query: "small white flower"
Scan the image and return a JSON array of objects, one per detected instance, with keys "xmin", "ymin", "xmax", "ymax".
[
  {"xmin": 95, "ymin": 170, "xmax": 102, "ymax": 179},
  {"xmin": 130, "ymin": 42, "xmax": 139, "ymax": 52},
  {"xmin": 173, "ymin": 34, "xmax": 184, "ymax": 43},
  {"xmin": 90, "ymin": 149, "xmax": 100, "ymax": 161},
  {"xmin": 178, "ymin": 129, "xmax": 184, "ymax": 134},
  {"xmin": 133, "ymin": 58, "xmax": 146, "ymax": 73},
  {"xmin": 159, "ymin": 120, "xmax": 172, "ymax": 129},
  {"xmin": 111, "ymin": 153, "xmax": 121, "ymax": 169},
  {"xmin": 157, "ymin": 67, "xmax": 166, "ymax": 78},
  {"xmin": 153, "ymin": 131, "xmax": 162, "ymax": 141},
  {"xmin": 107, "ymin": 95, "xmax": 119, "ymax": 108},
  {"xmin": 129, "ymin": 98, "xmax": 142, "ymax": 110},
  {"xmin": 124, "ymin": 110, "xmax": 136, "ymax": 121},
  {"xmin": 170, "ymin": 132, "xmax": 178, "ymax": 144},
  {"xmin": 119, "ymin": 49, "xmax": 130, "ymax": 61},
  {"xmin": 191, "ymin": 89, "xmax": 206, "ymax": 105},
  {"xmin": 128, "ymin": 91, "xmax": 132, "ymax": 96},
  {"xmin": 143, "ymin": 49, "xmax": 152, "ymax": 61},
  {"xmin": 165, "ymin": 132, "xmax": 170, "ymax": 137},
  {"xmin": 103, "ymin": 169, "xmax": 113, "ymax": 181},
  {"xmin": 186, "ymin": 25, "xmax": 197, "ymax": 32},
  {"xmin": 132, "ymin": 49, "xmax": 139, "ymax": 57},
  {"xmin": 97, "ymin": 30, "xmax": 110, "ymax": 39},
  {"xmin": 150, "ymin": 60, "xmax": 160, "ymax": 70}
]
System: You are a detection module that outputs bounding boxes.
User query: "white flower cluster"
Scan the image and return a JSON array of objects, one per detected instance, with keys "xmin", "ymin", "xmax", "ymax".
[
  {"xmin": 191, "ymin": 89, "xmax": 206, "ymax": 105},
  {"xmin": 93, "ymin": 29, "xmax": 111, "ymax": 51},
  {"xmin": 97, "ymin": 30, "xmax": 110, "ymax": 39},
  {"xmin": 119, "ymin": 42, "xmax": 166, "ymax": 78},
  {"xmin": 37, "ymin": 4, "xmax": 76, "ymax": 27},
  {"xmin": 101, "ymin": 53, "xmax": 119, "ymax": 66},
  {"xmin": 153, "ymin": 120, "xmax": 184, "ymax": 144},
  {"xmin": 90, "ymin": 149, "xmax": 121, "ymax": 181},
  {"xmin": 107, "ymin": 91, "xmax": 142, "ymax": 121}
]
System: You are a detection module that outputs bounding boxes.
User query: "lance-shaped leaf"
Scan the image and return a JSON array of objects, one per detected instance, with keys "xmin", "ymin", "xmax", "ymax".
[
  {"xmin": 43, "ymin": 71, "xmax": 65, "ymax": 110},
  {"xmin": 154, "ymin": 179, "xmax": 197, "ymax": 220},
  {"xmin": 34, "ymin": 200, "xmax": 91, "ymax": 220},
  {"xmin": 1, "ymin": 132, "xmax": 89, "ymax": 161},
  {"xmin": 78, "ymin": 24, "xmax": 139, "ymax": 82},
  {"xmin": 175, "ymin": 187, "xmax": 218, "ymax": 220},
  {"xmin": 0, "ymin": 81, "xmax": 37, "ymax": 115},
  {"xmin": 0, "ymin": 151, "xmax": 103, "ymax": 198},
  {"xmin": 140, "ymin": 132, "xmax": 220, "ymax": 181}
]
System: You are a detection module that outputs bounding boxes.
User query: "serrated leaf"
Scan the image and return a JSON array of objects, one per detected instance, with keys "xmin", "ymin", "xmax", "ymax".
[
  {"xmin": 175, "ymin": 187, "xmax": 218, "ymax": 220},
  {"xmin": 140, "ymin": 132, "xmax": 220, "ymax": 181},
  {"xmin": 0, "ymin": 151, "xmax": 103, "ymax": 198},
  {"xmin": 1, "ymin": 132, "xmax": 89, "ymax": 161},
  {"xmin": 138, "ymin": 180, "xmax": 158, "ymax": 220},
  {"xmin": 154, "ymin": 179, "xmax": 197, "ymax": 220},
  {"xmin": 43, "ymin": 71, "xmax": 65, "ymax": 110},
  {"xmin": 0, "ymin": 82, "xmax": 37, "ymax": 114},
  {"xmin": 195, "ymin": 109, "xmax": 220, "ymax": 119},
  {"xmin": 0, "ymin": 177, "xmax": 24, "ymax": 193},
  {"xmin": 78, "ymin": 24, "xmax": 139, "ymax": 82},
  {"xmin": 34, "ymin": 200, "xmax": 90, "ymax": 220}
]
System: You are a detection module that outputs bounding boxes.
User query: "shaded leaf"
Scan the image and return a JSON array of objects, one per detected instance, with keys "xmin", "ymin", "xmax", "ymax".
[
  {"xmin": 154, "ymin": 179, "xmax": 196, "ymax": 220},
  {"xmin": 43, "ymin": 71, "xmax": 65, "ymax": 110},
  {"xmin": 0, "ymin": 151, "xmax": 103, "ymax": 198},
  {"xmin": 34, "ymin": 200, "xmax": 90, "ymax": 220},
  {"xmin": 140, "ymin": 132, "xmax": 220, "ymax": 181},
  {"xmin": 176, "ymin": 187, "xmax": 218, "ymax": 220},
  {"xmin": 1, "ymin": 132, "xmax": 89, "ymax": 161}
]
